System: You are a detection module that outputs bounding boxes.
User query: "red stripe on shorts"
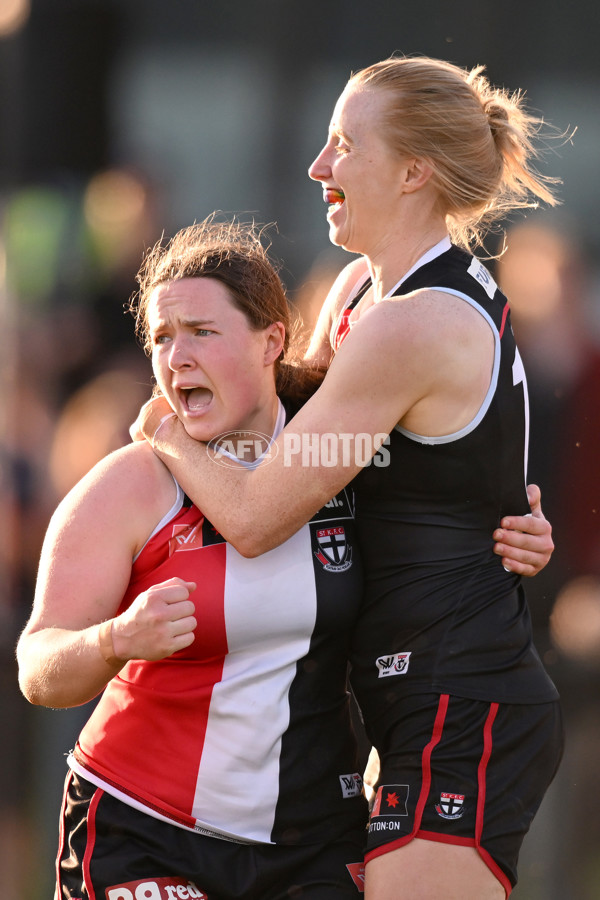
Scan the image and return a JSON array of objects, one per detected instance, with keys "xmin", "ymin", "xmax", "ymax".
[
  {"xmin": 82, "ymin": 787, "xmax": 103, "ymax": 900},
  {"xmin": 365, "ymin": 693, "xmax": 450, "ymax": 862},
  {"xmin": 474, "ymin": 703, "xmax": 511, "ymax": 896}
]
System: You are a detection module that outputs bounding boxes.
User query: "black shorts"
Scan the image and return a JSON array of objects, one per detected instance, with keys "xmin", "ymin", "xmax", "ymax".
[
  {"xmin": 365, "ymin": 693, "xmax": 564, "ymax": 895},
  {"xmin": 56, "ymin": 772, "xmax": 367, "ymax": 900}
]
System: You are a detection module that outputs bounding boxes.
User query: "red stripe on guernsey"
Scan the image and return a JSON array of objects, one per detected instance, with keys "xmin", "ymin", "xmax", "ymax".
[
  {"xmin": 75, "ymin": 498, "xmax": 323, "ymax": 842},
  {"xmin": 334, "ymin": 308, "xmax": 353, "ymax": 351},
  {"xmin": 365, "ymin": 693, "xmax": 450, "ymax": 863},
  {"xmin": 75, "ymin": 503, "xmax": 229, "ymax": 826},
  {"xmin": 82, "ymin": 787, "xmax": 102, "ymax": 900},
  {"xmin": 499, "ymin": 302, "xmax": 510, "ymax": 339}
]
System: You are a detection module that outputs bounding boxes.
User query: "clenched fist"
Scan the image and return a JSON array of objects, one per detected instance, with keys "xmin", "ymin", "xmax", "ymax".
[{"xmin": 111, "ymin": 577, "xmax": 197, "ymax": 661}]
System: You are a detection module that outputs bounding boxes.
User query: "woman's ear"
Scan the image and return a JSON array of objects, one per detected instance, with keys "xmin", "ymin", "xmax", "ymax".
[
  {"xmin": 402, "ymin": 157, "xmax": 434, "ymax": 193},
  {"xmin": 264, "ymin": 321, "xmax": 286, "ymax": 365}
]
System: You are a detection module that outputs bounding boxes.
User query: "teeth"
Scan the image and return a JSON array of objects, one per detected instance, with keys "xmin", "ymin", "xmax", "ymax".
[{"xmin": 185, "ymin": 387, "xmax": 213, "ymax": 410}]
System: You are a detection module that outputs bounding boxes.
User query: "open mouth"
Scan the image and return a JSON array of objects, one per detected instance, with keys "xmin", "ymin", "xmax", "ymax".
[
  {"xmin": 324, "ymin": 188, "xmax": 345, "ymax": 213},
  {"xmin": 180, "ymin": 387, "xmax": 213, "ymax": 411}
]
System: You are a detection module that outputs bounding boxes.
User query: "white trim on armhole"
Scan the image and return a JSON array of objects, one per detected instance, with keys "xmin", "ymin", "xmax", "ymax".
[{"xmin": 394, "ymin": 288, "xmax": 501, "ymax": 445}]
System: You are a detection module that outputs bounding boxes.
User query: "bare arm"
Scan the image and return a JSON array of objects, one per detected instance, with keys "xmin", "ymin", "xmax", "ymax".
[
  {"xmin": 303, "ymin": 260, "xmax": 555, "ymax": 575},
  {"xmin": 136, "ymin": 290, "xmax": 555, "ymax": 574},
  {"xmin": 17, "ymin": 443, "xmax": 197, "ymax": 708},
  {"xmin": 140, "ymin": 297, "xmax": 443, "ymax": 556}
]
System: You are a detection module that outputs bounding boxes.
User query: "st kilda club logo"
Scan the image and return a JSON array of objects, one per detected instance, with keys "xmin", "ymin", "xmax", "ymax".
[
  {"xmin": 435, "ymin": 792, "xmax": 466, "ymax": 820},
  {"xmin": 314, "ymin": 526, "xmax": 353, "ymax": 572}
]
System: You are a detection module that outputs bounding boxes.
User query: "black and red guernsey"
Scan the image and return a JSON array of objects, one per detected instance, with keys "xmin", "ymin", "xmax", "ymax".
[{"xmin": 330, "ymin": 238, "xmax": 558, "ymax": 747}]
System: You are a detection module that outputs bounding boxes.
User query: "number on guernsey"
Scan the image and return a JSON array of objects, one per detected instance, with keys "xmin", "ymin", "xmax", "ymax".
[{"xmin": 512, "ymin": 348, "xmax": 529, "ymax": 479}]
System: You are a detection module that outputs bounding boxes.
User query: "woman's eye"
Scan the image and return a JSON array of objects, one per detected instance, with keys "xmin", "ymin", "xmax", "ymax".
[
  {"xmin": 195, "ymin": 328, "xmax": 213, "ymax": 337},
  {"xmin": 152, "ymin": 334, "xmax": 171, "ymax": 346}
]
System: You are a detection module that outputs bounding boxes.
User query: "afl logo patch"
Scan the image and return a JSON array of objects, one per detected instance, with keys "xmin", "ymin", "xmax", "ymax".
[
  {"xmin": 375, "ymin": 652, "xmax": 411, "ymax": 677},
  {"xmin": 339, "ymin": 772, "xmax": 364, "ymax": 798}
]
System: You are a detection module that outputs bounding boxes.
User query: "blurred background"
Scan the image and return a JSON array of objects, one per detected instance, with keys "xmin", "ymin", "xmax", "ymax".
[{"xmin": 1, "ymin": 1, "xmax": 599, "ymax": 897}]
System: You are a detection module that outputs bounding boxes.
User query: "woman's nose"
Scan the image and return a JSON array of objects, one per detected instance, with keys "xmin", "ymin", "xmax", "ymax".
[
  {"xmin": 168, "ymin": 337, "xmax": 193, "ymax": 370},
  {"xmin": 308, "ymin": 144, "xmax": 331, "ymax": 182}
]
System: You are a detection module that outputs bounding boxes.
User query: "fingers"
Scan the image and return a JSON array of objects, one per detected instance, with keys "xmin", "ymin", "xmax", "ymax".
[
  {"xmin": 493, "ymin": 486, "xmax": 554, "ymax": 576},
  {"xmin": 494, "ymin": 517, "xmax": 553, "ymax": 551},
  {"xmin": 493, "ymin": 527, "xmax": 553, "ymax": 577},
  {"xmin": 159, "ymin": 578, "xmax": 197, "ymax": 603},
  {"xmin": 493, "ymin": 547, "xmax": 542, "ymax": 577},
  {"xmin": 129, "ymin": 397, "xmax": 176, "ymax": 445},
  {"xmin": 526, "ymin": 482, "xmax": 542, "ymax": 516},
  {"xmin": 130, "ymin": 398, "xmax": 156, "ymax": 443},
  {"xmin": 129, "ymin": 420, "xmax": 145, "ymax": 442},
  {"xmin": 143, "ymin": 397, "xmax": 176, "ymax": 443},
  {"xmin": 147, "ymin": 579, "xmax": 197, "ymax": 636},
  {"xmin": 114, "ymin": 578, "xmax": 198, "ymax": 660},
  {"xmin": 499, "ymin": 484, "xmax": 549, "ymax": 534},
  {"xmin": 160, "ymin": 580, "xmax": 197, "ymax": 644},
  {"xmin": 497, "ymin": 514, "xmax": 544, "ymax": 535}
]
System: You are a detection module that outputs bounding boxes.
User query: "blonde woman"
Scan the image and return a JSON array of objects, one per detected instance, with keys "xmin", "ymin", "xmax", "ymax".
[{"xmin": 135, "ymin": 57, "xmax": 563, "ymax": 899}]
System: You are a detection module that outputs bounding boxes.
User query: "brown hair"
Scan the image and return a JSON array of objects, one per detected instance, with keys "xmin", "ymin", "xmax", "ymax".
[
  {"xmin": 130, "ymin": 216, "xmax": 325, "ymax": 405},
  {"xmin": 349, "ymin": 56, "xmax": 560, "ymax": 249}
]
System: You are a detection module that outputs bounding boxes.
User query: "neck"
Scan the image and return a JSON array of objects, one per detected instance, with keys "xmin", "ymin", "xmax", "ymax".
[
  {"xmin": 245, "ymin": 392, "xmax": 281, "ymax": 459},
  {"xmin": 367, "ymin": 222, "xmax": 449, "ymax": 301}
]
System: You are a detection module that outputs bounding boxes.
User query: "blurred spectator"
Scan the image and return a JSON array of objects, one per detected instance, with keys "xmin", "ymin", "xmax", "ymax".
[
  {"xmin": 292, "ymin": 247, "xmax": 349, "ymax": 337},
  {"xmin": 496, "ymin": 219, "xmax": 600, "ymax": 899},
  {"xmin": 49, "ymin": 358, "xmax": 152, "ymax": 498},
  {"xmin": 0, "ymin": 168, "xmax": 157, "ymax": 898},
  {"xmin": 496, "ymin": 220, "xmax": 600, "ymax": 636}
]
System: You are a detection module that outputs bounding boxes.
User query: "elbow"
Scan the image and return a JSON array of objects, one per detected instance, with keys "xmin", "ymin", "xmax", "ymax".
[
  {"xmin": 232, "ymin": 535, "xmax": 270, "ymax": 558},
  {"xmin": 217, "ymin": 507, "xmax": 297, "ymax": 556},
  {"xmin": 17, "ymin": 662, "xmax": 60, "ymax": 707},
  {"xmin": 16, "ymin": 653, "xmax": 38, "ymax": 705},
  {"xmin": 18, "ymin": 673, "xmax": 89, "ymax": 709},
  {"xmin": 17, "ymin": 654, "xmax": 69, "ymax": 709},
  {"xmin": 220, "ymin": 518, "xmax": 279, "ymax": 558},
  {"xmin": 16, "ymin": 645, "xmax": 44, "ymax": 706},
  {"xmin": 18, "ymin": 671, "xmax": 49, "ymax": 707}
]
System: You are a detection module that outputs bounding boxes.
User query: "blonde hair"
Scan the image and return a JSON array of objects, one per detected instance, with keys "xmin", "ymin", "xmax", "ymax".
[
  {"xmin": 130, "ymin": 216, "xmax": 325, "ymax": 404},
  {"xmin": 349, "ymin": 56, "xmax": 559, "ymax": 249}
]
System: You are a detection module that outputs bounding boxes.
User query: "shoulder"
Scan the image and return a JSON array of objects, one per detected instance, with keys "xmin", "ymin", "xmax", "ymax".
[
  {"xmin": 347, "ymin": 288, "xmax": 443, "ymax": 350},
  {"xmin": 66, "ymin": 440, "xmax": 173, "ymax": 499},
  {"xmin": 335, "ymin": 288, "xmax": 491, "ymax": 391},
  {"xmin": 49, "ymin": 441, "xmax": 177, "ymax": 547},
  {"xmin": 383, "ymin": 285, "xmax": 493, "ymax": 343}
]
